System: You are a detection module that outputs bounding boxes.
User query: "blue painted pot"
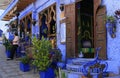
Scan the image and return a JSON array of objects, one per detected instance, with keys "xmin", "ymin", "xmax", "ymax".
[
  {"xmin": 20, "ymin": 62, "xmax": 30, "ymax": 72},
  {"xmin": 39, "ymin": 68, "xmax": 55, "ymax": 78},
  {"xmin": 6, "ymin": 50, "xmax": 11, "ymax": 58}
]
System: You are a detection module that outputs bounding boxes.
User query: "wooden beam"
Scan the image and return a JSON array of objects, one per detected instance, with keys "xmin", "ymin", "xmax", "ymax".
[
  {"xmin": 10, "ymin": 14, "xmax": 16, "ymax": 17},
  {"xmin": 2, "ymin": 17, "xmax": 12, "ymax": 21},
  {"xmin": 17, "ymin": 0, "xmax": 36, "ymax": 12},
  {"xmin": 2, "ymin": 19, "xmax": 10, "ymax": 21},
  {"xmin": 4, "ymin": 16, "xmax": 12, "ymax": 19},
  {"xmin": 2, "ymin": 0, "xmax": 36, "ymax": 21},
  {"xmin": 5, "ymin": 16, "xmax": 13, "ymax": 18}
]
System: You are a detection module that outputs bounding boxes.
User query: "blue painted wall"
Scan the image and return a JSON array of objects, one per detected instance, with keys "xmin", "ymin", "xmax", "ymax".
[
  {"xmin": 18, "ymin": 0, "xmax": 120, "ymax": 74},
  {"xmin": 103, "ymin": 0, "xmax": 120, "ymax": 74},
  {"xmin": 17, "ymin": 0, "xmax": 69, "ymax": 61},
  {"xmin": 31, "ymin": 0, "xmax": 77, "ymax": 61},
  {"xmin": 59, "ymin": 0, "xmax": 120, "ymax": 74},
  {"xmin": 3, "ymin": 0, "xmax": 120, "ymax": 74}
]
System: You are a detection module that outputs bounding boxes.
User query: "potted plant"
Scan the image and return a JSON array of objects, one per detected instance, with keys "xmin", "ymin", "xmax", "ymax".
[
  {"xmin": 49, "ymin": 48, "xmax": 65, "ymax": 68},
  {"xmin": 49, "ymin": 48, "xmax": 62, "ymax": 63},
  {"xmin": 3, "ymin": 38, "xmax": 12, "ymax": 58},
  {"xmin": 32, "ymin": 37, "xmax": 55, "ymax": 78},
  {"xmin": 19, "ymin": 55, "xmax": 30, "ymax": 72},
  {"xmin": 105, "ymin": 15, "xmax": 116, "ymax": 38},
  {"xmin": 49, "ymin": 48, "xmax": 63, "ymax": 78},
  {"xmin": 6, "ymin": 43, "xmax": 13, "ymax": 58}
]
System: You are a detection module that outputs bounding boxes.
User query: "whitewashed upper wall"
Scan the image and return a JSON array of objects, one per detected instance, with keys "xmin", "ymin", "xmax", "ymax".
[
  {"xmin": 102, "ymin": 0, "xmax": 120, "ymax": 16},
  {"xmin": 102, "ymin": 0, "xmax": 120, "ymax": 74}
]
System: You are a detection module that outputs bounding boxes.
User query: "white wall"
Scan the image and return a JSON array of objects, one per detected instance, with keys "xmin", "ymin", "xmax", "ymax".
[
  {"xmin": 0, "ymin": 10, "xmax": 8, "ymax": 34},
  {"xmin": 103, "ymin": 0, "xmax": 120, "ymax": 74}
]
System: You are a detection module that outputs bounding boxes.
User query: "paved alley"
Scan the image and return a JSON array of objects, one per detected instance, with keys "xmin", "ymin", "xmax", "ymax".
[{"xmin": 0, "ymin": 44, "xmax": 39, "ymax": 78}]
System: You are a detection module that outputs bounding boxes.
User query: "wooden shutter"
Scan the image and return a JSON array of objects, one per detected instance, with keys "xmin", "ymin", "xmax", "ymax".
[
  {"xmin": 95, "ymin": 6, "xmax": 107, "ymax": 59},
  {"xmin": 65, "ymin": 3, "xmax": 76, "ymax": 58}
]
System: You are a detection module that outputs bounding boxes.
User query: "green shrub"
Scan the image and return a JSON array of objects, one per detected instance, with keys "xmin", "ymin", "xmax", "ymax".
[
  {"xmin": 105, "ymin": 15, "xmax": 116, "ymax": 23},
  {"xmin": 32, "ymin": 37, "xmax": 52, "ymax": 71},
  {"xmin": 3, "ymin": 38, "xmax": 12, "ymax": 51},
  {"xmin": 20, "ymin": 55, "xmax": 30, "ymax": 64}
]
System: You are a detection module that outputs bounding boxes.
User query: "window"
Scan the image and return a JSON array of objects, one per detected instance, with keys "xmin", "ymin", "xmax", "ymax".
[
  {"xmin": 39, "ymin": 3, "xmax": 56, "ymax": 48},
  {"xmin": 19, "ymin": 13, "xmax": 32, "ymax": 39}
]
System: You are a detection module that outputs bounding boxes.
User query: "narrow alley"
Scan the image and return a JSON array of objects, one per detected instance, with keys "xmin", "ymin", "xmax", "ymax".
[{"xmin": 0, "ymin": 44, "xmax": 39, "ymax": 78}]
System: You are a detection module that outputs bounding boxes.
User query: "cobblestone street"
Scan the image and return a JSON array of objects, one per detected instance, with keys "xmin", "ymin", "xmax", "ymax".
[{"xmin": 0, "ymin": 44, "xmax": 39, "ymax": 78}]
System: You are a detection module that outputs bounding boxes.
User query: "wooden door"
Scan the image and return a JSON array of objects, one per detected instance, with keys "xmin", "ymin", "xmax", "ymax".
[
  {"xmin": 95, "ymin": 6, "xmax": 107, "ymax": 59},
  {"xmin": 65, "ymin": 3, "xmax": 77, "ymax": 58}
]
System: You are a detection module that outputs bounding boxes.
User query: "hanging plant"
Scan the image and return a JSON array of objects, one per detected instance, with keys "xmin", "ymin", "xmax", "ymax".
[
  {"xmin": 105, "ymin": 15, "xmax": 116, "ymax": 38},
  {"xmin": 106, "ymin": 15, "xmax": 115, "ymax": 23}
]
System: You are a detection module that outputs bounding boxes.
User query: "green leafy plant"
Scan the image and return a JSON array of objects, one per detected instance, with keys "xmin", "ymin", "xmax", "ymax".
[
  {"xmin": 105, "ymin": 15, "xmax": 116, "ymax": 23},
  {"xmin": 105, "ymin": 15, "xmax": 117, "ymax": 38},
  {"xmin": 32, "ymin": 37, "xmax": 52, "ymax": 71},
  {"xmin": 20, "ymin": 55, "xmax": 30, "ymax": 64},
  {"xmin": 49, "ymin": 48, "xmax": 62, "ymax": 62},
  {"xmin": 3, "ymin": 38, "xmax": 12, "ymax": 51},
  {"xmin": 61, "ymin": 71, "xmax": 66, "ymax": 78}
]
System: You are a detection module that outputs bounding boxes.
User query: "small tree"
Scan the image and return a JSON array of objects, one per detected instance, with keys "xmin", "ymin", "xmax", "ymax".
[{"xmin": 32, "ymin": 37, "xmax": 52, "ymax": 71}]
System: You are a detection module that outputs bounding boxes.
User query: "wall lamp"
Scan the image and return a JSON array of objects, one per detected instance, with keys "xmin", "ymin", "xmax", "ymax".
[
  {"xmin": 60, "ymin": 4, "xmax": 64, "ymax": 11},
  {"xmin": 15, "ymin": 12, "xmax": 20, "ymax": 17},
  {"xmin": 32, "ymin": 19, "xmax": 37, "ymax": 26}
]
